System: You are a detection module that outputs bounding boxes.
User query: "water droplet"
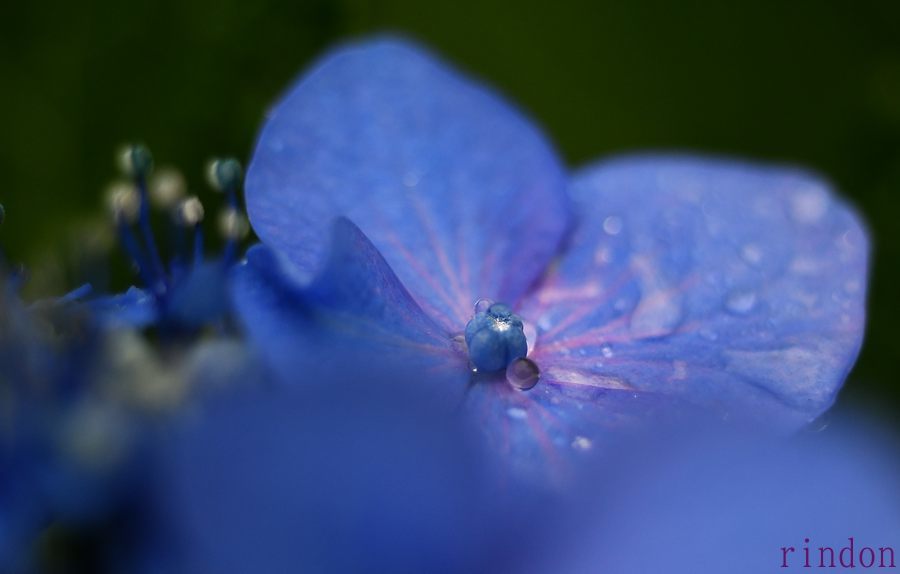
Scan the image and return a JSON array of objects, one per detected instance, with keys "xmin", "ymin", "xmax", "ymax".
[
  {"xmin": 629, "ymin": 256, "xmax": 682, "ymax": 338},
  {"xmin": 571, "ymin": 436, "xmax": 592, "ymax": 451},
  {"xmin": 522, "ymin": 321, "xmax": 537, "ymax": 355},
  {"xmin": 726, "ymin": 290, "xmax": 757, "ymax": 315},
  {"xmin": 699, "ymin": 328, "xmax": 719, "ymax": 342},
  {"xmin": 506, "ymin": 407, "xmax": 528, "ymax": 420},
  {"xmin": 839, "ymin": 229, "xmax": 856, "ymax": 250},
  {"xmin": 594, "ymin": 246, "xmax": 613, "ymax": 265},
  {"xmin": 600, "ymin": 344, "xmax": 614, "ymax": 358},
  {"xmin": 506, "ymin": 357, "xmax": 541, "ymax": 391},
  {"xmin": 630, "ymin": 293, "xmax": 682, "ymax": 338},
  {"xmin": 741, "ymin": 243, "xmax": 762, "ymax": 265},
  {"xmin": 603, "ymin": 215, "xmax": 623, "ymax": 236},
  {"xmin": 402, "ymin": 171, "xmax": 420, "ymax": 188},
  {"xmin": 474, "ymin": 298, "xmax": 494, "ymax": 314},
  {"xmin": 790, "ymin": 188, "xmax": 828, "ymax": 224}
]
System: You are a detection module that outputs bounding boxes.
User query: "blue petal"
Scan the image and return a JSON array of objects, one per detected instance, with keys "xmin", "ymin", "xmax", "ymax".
[
  {"xmin": 550, "ymin": 424, "xmax": 900, "ymax": 574},
  {"xmin": 245, "ymin": 37, "xmax": 571, "ymax": 331},
  {"xmin": 229, "ymin": 218, "xmax": 464, "ymax": 392},
  {"xmin": 142, "ymin": 384, "xmax": 501, "ymax": 573},
  {"xmin": 164, "ymin": 261, "xmax": 230, "ymax": 328},
  {"xmin": 87, "ymin": 287, "xmax": 158, "ymax": 328},
  {"xmin": 515, "ymin": 155, "xmax": 869, "ymax": 430}
]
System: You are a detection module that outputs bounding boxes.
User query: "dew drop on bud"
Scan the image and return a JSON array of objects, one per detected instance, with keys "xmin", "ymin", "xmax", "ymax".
[
  {"xmin": 474, "ymin": 297, "xmax": 494, "ymax": 314},
  {"xmin": 506, "ymin": 357, "xmax": 540, "ymax": 391}
]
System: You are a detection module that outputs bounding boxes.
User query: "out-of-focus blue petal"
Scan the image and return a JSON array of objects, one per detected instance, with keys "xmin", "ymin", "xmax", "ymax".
[
  {"xmin": 245, "ymin": 37, "xmax": 571, "ymax": 330},
  {"xmin": 141, "ymin": 383, "xmax": 505, "ymax": 573},
  {"xmin": 164, "ymin": 261, "xmax": 230, "ymax": 328},
  {"xmin": 514, "ymin": 155, "xmax": 868, "ymax": 430},
  {"xmin": 229, "ymin": 218, "xmax": 465, "ymax": 394},
  {"xmin": 463, "ymin": 375, "xmax": 707, "ymax": 487},
  {"xmin": 545, "ymin": 423, "xmax": 900, "ymax": 574},
  {"xmin": 88, "ymin": 262, "xmax": 230, "ymax": 330},
  {"xmin": 88, "ymin": 287, "xmax": 158, "ymax": 328}
]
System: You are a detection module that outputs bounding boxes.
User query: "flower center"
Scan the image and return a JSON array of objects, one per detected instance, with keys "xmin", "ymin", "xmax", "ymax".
[{"xmin": 464, "ymin": 301, "xmax": 528, "ymax": 373}]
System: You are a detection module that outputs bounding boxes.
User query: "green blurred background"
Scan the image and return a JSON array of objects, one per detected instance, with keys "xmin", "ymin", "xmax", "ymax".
[{"xmin": 1, "ymin": 0, "xmax": 898, "ymax": 413}]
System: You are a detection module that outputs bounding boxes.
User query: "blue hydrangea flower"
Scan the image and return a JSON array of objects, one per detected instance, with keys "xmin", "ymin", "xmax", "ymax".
[
  {"xmin": 230, "ymin": 37, "xmax": 869, "ymax": 483},
  {"xmin": 0, "ymin": 262, "xmax": 262, "ymax": 570}
]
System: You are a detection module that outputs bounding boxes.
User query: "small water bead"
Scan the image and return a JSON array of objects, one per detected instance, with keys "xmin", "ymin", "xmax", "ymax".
[
  {"xmin": 571, "ymin": 436, "xmax": 592, "ymax": 451},
  {"xmin": 506, "ymin": 407, "xmax": 528, "ymax": 420},
  {"xmin": 741, "ymin": 243, "xmax": 763, "ymax": 266},
  {"xmin": 402, "ymin": 171, "xmax": 420, "ymax": 188},
  {"xmin": 699, "ymin": 328, "xmax": 719, "ymax": 342},
  {"xmin": 791, "ymin": 188, "xmax": 828, "ymax": 224},
  {"xmin": 726, "ymin": 290, "xmax": 757, "ymax": 315},
  {"xmin": 600, "ymin": 344, "xmax": 614, "ymax": 359},
  {"xmin": 603, "ymin": 215, "xmax": 623, "ymax": 236},
  {"xmin": 473, "ymin": 297, "xmax": 494, "ymax": 314},
  {"xmin": 506, "ymin": 357, "xmax": 540, "ymax": 391}
]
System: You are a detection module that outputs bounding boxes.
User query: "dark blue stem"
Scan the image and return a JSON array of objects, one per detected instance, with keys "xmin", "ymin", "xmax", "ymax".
[
  {"xmin": 193, "ymin": 223, "xmax": 204, "ymax": 267},
  {"xmin": 136, "ymin": 176, "xmax": 168, "ymax": 290},
  {"xmin": 116, "ymin": 221, "xmax": 158, "ymax": 291}
]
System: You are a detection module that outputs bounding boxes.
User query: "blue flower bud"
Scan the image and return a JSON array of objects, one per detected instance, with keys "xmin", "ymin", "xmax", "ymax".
[
  {"xmin": 464, "ymin": 301, "xmax": 528, "ymax": 373},
  {"xmin": 206, "ymin": 158, "xmax": 243, "ymax": 192},
  {"xmin": 118, "ymin": 144, "xmax": 154, "ymax": 179}
]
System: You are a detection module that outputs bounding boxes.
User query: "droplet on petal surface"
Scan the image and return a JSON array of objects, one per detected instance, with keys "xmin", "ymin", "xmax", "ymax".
[
  {"xmin": 726, "ymin": 290, "xmax": 757, "ymax": 315},
  {"xmin": 603, "ymin": 215, "xmax": 623, "ymax": 235},
  {"xmin": 506, "ymin": 357, "xmax": 540, "ymax": 390},
  {"xmin": 474, "ymin": 298, "xmax": 494, "ymax": 314},
  {"xmin": 571, "ymin": 436, "xmax": 593, "ymax": 452}
]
